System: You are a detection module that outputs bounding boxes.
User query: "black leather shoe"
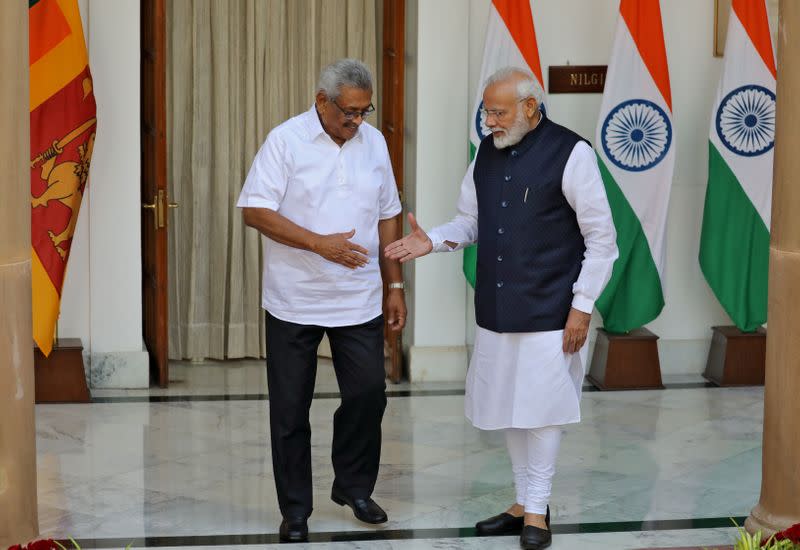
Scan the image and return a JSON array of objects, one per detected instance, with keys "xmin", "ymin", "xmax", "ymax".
[
  {"xmin": 475, "ymin": 512, "xmax": 524, "ymax": 536},
  {"xmin": 331, "ymin": 488, "xmax": 388, "ymax": 524},
  {"xmin": 279, "ymin": 517, "xmax": 308, "ymax": 543},
  {"xmin": 520, "ymin": 524, "xmax": 552, "ymax": 549}
]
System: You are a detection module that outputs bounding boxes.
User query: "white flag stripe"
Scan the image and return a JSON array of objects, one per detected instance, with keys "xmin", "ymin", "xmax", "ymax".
[
  {"xmin": 469, "ymin": 4, "xmax": 542, "ymax": 149},
  {"xmin": 708, "ymin": 10, "xmax": 775, "ymax": 226},
  {"xmin": 595, "ymin": 17, "xmax": 675, "ymax": 284}
]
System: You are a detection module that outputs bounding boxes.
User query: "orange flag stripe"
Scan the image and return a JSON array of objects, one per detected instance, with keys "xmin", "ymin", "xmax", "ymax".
[
  {"xmin": 620, "ymin": 0, "xmax": 672, "ymax": 111},
  {"xmin": 29, "ymin": 0, "xmax": 72, "ymax": 65},
  {"xmin": 732, "ymin": 0, "xmax": 776, "ymax": 79},
  {"xmin": 492, "ymin": 0, "xmax": 543, "ymax": 83},
  {"xmin": 30, "ymin": 0, "xmax": 89, "ymax": 112}
]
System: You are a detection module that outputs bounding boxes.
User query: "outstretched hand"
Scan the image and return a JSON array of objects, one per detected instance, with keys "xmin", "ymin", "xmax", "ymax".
[{"xmin": 384, "ymin": 213, "xmax": 433, "ymax": 263}]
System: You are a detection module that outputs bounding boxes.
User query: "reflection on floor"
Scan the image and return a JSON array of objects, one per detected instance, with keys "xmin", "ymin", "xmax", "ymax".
[{"xmin": 36, "ymin": 360, "xmax": 762, "ymax": 549}]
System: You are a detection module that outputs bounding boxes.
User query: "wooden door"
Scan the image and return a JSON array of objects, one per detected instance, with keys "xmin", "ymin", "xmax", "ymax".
[
  {"xmin": 382, "ymin": 0, "xmax": 405, "ymax": 383},
  {"xmin": 140, "ymin": 2, "xmax": 400, "ymax": 385},
  {"xmin": 141, "ymin": 0, "xmax": 169, "ymax": 387}
]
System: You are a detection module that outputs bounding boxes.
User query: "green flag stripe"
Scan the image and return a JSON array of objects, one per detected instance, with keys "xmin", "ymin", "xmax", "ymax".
[
  {"xmin": 699, "ymin": 143, "xmax": 769, "ymax": 332},
  {"xmin": 463, "ymin": 245, "xmax": 477, "ymax": 288},
  {"xmin": 595, "ymin": 154, "xmax": 664, "ymax": 333}
]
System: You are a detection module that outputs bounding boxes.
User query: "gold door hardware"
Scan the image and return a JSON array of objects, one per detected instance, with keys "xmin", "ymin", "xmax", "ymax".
[
  {"xmin": 142, "ymin": 189, "xmax": 179, "ymax": 229},
  {"xmin": 142, "ymin": 196, "xmax": 159, "ymax": 231}
]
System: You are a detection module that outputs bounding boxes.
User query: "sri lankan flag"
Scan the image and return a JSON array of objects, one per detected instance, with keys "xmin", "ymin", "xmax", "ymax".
[{"xmin": 29, "ymin": 0, "xmax": 97, "ymax": 356}]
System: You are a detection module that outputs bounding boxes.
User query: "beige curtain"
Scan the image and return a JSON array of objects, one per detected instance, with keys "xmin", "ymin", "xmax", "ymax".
[{"xmin": 167, "ymin": 0, "xmax": 379, "ymax": 360}]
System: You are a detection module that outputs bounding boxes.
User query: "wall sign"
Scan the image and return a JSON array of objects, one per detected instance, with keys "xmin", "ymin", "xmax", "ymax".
[{"xmin": 548, "ymin": 65, "xmax": 607, "ymax": 94}]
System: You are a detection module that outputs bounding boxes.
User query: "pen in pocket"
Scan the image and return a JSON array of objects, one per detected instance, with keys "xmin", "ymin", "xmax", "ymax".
[{"xmin": 524, "ymin": 187, "xmax": 529, "ymax": 203}]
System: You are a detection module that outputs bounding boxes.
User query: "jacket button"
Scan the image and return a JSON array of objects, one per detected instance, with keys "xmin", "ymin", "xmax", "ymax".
[
  {"xmin": 497, "ymin": 255, "xmax": 503, "ymax": 262},
  {"xmin": 511, "ymin": 150, "xmax": 518, "ymax": 157},
  {"xmin": 501, "ymin": 201, "xmax": 508, "ymax": 208},
  {"xmin": 497, "ymin": 228, "xmax": 505, "ymax": 235},
  {"xmin": 504, "ymin": 175, "xmax": 512, "ymax": 182},
  {"xmin": 496, "ymin": 281, "xmax": 504, "ymax": 288}
]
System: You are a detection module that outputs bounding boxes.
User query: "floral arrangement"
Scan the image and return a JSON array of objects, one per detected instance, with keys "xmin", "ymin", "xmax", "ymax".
[
  {"xmin": 770, "ymin": 524, "xmax": 800, "ymax": 546},
  {"xmin": 8, "ymin": 540, "xmax": 130, "ymax": 550},
  {"xmin": 7, "ymin": 541, "xmax": 61, "ymax": 550},
  {"xmin": 714, "ymin": 521, "xmax": 800, "ymax": 550}
]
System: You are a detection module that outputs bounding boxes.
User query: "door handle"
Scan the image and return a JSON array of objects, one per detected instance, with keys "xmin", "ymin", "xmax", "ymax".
[
  {"xmin": 143, "ymin": 192, "xmax": 178, "ymax": 229},
  {"xmin": 142, "ymin": 200, "xmax": 158, "ymax": 230},
  {"xmin": 143, "ymin": 190, "xmax": 166, "ymax": 229}
]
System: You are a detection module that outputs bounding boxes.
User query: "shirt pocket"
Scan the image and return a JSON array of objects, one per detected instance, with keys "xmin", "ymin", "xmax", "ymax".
[
  {"xmin": 521, "ymin": 178, "xmax": 564, "ymax": 218},
  {"xmin": 352, "ymin": 164, "xmax": 384, "ymax": 215}
]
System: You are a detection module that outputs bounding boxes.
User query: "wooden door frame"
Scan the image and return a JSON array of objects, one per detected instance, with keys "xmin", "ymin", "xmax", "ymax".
[
  {"xmin": 141, "ymin": 0, "xmax": 169, "ymax": 387},
  {"xmin": 141, "ymin": 0, "xmax": 407, "ymax": 382},
  {"xmin": 381, "ymin": 0, "xmax": 406, "ymax": 383}
]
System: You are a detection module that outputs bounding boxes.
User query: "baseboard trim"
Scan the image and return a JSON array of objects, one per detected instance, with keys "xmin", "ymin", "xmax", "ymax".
[{"xmin": 90, "ymin": 348, "xmax": 149, "ymax": 388}]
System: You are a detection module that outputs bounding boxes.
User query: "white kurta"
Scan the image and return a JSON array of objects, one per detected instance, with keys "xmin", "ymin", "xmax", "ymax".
[{"xmin": 428, "ymin": 140, "xmax": 617, "ymax": 430}]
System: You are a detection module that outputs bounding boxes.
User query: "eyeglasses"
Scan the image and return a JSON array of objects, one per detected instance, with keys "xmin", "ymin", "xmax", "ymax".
[
  {"xmin": 331, "ymin": 99, "xmax": 375, "ymax": 121},
  {"xmin": 480, "ymin": 97, "xmax": 535, "ymax": 121}
]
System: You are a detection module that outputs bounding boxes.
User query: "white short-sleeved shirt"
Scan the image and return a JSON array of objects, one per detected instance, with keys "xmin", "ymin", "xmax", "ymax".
[{"xmin": 236, "ymin": 105, "xmax": 402, "ymax": 326}]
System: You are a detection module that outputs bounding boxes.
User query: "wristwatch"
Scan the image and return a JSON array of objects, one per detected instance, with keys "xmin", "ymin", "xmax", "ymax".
[{"xmin": 388, "ymin": 282, "xmax": 405, "ymax": 290}]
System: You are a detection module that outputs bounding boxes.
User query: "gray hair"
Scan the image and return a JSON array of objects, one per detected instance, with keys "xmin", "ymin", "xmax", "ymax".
[
  {"xmin": 484, "ymin": 66, "xmax": 545, "ymax": 105},
  {"xmin": 317, "ymin": 58, "xmax": 373, "ymax": 100}
]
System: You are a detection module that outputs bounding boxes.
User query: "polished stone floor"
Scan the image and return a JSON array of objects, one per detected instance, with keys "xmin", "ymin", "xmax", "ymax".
[{"xmin": 35, "ymin": 359, "xmax": 762, "ymax": 549}]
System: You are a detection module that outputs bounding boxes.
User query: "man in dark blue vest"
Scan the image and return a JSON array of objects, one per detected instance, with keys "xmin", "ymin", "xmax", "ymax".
[{"xmin": 385, "ymin": 67, "xmax": 617, "ymax": 550}]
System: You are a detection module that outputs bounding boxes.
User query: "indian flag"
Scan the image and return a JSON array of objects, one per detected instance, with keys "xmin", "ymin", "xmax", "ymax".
[
  {"xmin": 463, "ymin": 0, "xmax": 544, "ymax": 288},
  {"xmin": 699, "ymin": 0, "xmax": 775, "ymax": 333},
  {"xmin": 594, "ymin": 0, "xmax": 675, "ymax": 334}
]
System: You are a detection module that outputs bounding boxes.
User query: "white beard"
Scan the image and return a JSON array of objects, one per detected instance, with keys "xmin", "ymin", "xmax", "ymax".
[{"xmin": 492, "ymin": 109, "xmax": 535, "ymax": 149}]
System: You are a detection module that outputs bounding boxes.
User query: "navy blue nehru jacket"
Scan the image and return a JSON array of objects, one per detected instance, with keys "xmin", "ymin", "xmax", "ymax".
[{"xmin": 473, "ymin": 115, "xmax": 589, "ymax": 333}]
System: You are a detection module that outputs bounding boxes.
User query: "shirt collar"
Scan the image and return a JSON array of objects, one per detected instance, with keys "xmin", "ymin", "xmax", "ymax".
[
  {"xmin": 305, "ymin": 104, "xmax": 364, "ymax": 144},
  {"xmin": 508, "ymin": 112, "xmax": 548, "ymax": 156}
]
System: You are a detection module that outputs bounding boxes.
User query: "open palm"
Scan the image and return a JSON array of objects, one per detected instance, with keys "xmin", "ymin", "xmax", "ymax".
[{"xmin": 384, "ymin": 212, "xmax": 433, "ymax": 263}]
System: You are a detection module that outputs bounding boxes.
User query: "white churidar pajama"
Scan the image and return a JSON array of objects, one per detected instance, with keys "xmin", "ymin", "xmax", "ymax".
[
  {"xmin": 506, "ymin": 427, "xmax": 562, "ymax": 514},
  {"xmin": 427, "ymin": 140, "xmax": 618, "ymax": 513}
]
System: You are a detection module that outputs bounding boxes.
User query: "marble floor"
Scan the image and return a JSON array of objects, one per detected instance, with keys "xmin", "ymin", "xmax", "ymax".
[{"xmin": 35, "ymin": 359, "xmax": 762, "ymax": 549}]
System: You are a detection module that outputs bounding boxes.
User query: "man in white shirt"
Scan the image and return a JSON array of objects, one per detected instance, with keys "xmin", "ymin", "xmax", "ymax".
[
  {"xmin": 385, "ymin": 67, "xmax": 618, "ymax": 550},
  {"xmin": 238, "ymin": 58, "xmax": 405, "ymax": 543}
]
